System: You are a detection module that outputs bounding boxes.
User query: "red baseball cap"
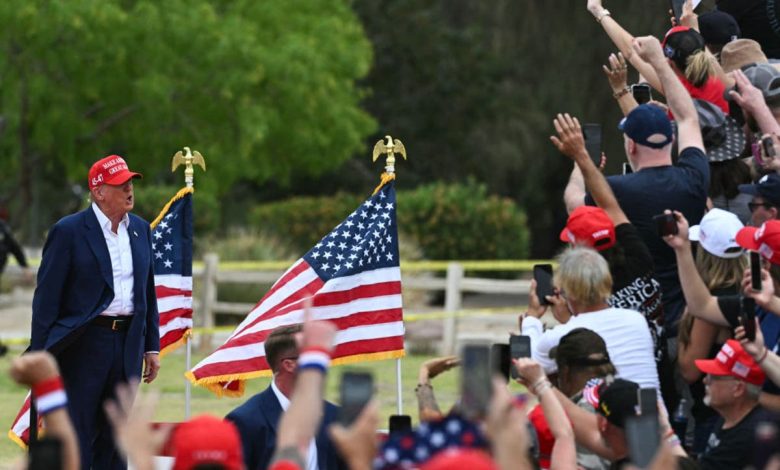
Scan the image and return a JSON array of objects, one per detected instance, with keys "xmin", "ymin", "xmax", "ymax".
[
  {"xmin": 559, "ymin": 206, "xmax": 616, "ymax": 251},
  {"xmin": 171, "ymin": 415, "xmax": 243, "ymax": 470},
  {"xmin": 662, "ymin": 26, "xmax": 692, "ymax": 48},
  {"xmin": 735, "ymin": 220, "xmax": 780, "ymax": 265},
  {"xmin": 695, "ymin": 339, "xmax": 766, "ymax": 386},
  {"xmin": 420, "ymin": 449, "xmax": 497, "ymax": 470},
  {"xmin": 88, "ymin": 155, "xmax": 142, "ymax": 190}
]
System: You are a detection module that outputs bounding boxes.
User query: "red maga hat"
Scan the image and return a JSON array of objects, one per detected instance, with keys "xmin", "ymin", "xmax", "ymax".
[
  {"xmin": 735, "ymin": 220, "xmax": 780, "ymax": 265},
  {"xmin": 695, "ymin": 339, "xmax": 765, "ymax": 386},
  {"xmin": 88, "ymin": 155, "xmax": 142, "ymax": 190},
  {"xmin": 559, "ymin": 206, "xmax": 616, "ymax": 251},
  {"xmin": 171, "ymin": 415, "xmax": 243, "ymax": 470}
]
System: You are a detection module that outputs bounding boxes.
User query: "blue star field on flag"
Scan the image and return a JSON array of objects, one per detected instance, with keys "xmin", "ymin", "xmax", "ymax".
[{"xmin": 152, "ymin": 194, "xmax": 193, "ymax": 277}]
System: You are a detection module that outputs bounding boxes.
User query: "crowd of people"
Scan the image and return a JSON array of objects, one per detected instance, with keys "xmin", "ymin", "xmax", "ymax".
[{"xmin": 11, "ymin": 0, "xmax": 780, "ymax": 469}]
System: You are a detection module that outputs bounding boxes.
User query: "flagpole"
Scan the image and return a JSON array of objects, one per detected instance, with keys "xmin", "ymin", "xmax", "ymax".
[
  {"xmin": 395, "ymin": 358, "xmax": 403, "ymax": 415},
  {"xmin": 171, "ymin": 147, "xmax": 206, "ymax": 421}
]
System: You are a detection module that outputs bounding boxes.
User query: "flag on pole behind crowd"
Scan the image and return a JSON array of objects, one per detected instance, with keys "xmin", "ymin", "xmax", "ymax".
[
  {"xmin": 187, "ymin": 181, "xmax": 405, "ymax": 396},
  {"xmin": 150, "ymin": 187, "xmax": 194, "ymax": 356},
  {"xmin": 7, "ymin": 187, "xmax": 195, "ymax": 449}
]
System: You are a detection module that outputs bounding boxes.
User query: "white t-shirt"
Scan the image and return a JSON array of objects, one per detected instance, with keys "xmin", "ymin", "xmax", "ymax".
[{"xmin": 522, "ymin": 307, "xmax": 660, "ymax": 391}]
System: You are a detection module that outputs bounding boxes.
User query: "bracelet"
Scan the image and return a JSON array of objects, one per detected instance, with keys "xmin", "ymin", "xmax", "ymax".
[
  {"xmin": 756, "ymin": 348, "xmax": 769, "ymax": 364},
  {"xmin": 595, "ymin": 9, "xmax": 611, "ymax": 23},
  {"xmin": 415, "ymin": 383, "xmax": 433, "ymax": 393},
  {"xmin": 298, "ymin": 347, "xmax": 331, "ymax": 374},
  {"xmin": 531, "ymin": 377, "xmax": 552, "ymax": 395},
  {"xmin": 32, "ymin": 376, "xmax": 68, "ymax": 415},
  {"xmin": 613, "ymin": 87, "xmax": 630, "ymax": 99},
  {"xmin": 534, "ymin": 381, "xmax": 553, "ymax": 396}
]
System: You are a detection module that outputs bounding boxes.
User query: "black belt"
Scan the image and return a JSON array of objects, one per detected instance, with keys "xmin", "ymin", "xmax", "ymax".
[{"xmin": 92, "ymin": 316, "xmax": 131, "ymax": 331}]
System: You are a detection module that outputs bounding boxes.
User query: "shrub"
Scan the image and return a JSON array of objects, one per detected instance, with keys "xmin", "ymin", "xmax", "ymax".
[{"xmin": 250, "ymin": 181, "xmax": 529, "ymax": 260}]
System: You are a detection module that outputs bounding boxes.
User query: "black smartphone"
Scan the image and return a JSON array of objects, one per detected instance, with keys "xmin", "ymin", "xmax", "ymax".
[
  {"xmin": 388, "ymin": 414, "xmax": 412, "ymax": 434},
  {"xmin": 510, "ymin": 335, "xmax": 532, "ymax": 380},
  {"xmin": 622, "ymin": 162, "xmax": 633, "ymax": 175},
  {"xmin": 652, "ymin": 212, "xmax": 678, "ymax": 237},
  {"xmin": 763, "ymin": 136, "xmax": 776, "ymax": 159},
  {"xmin": 626, "ymin": 388, "xmax": 660, "ymax": 469},
  {"xmin": 582, "ymin": 123, "xmax": 603, "ymax": 168},
  {"xmin": 490, "ymin": 343, "xmax": 511, "ymax": 383},
  {"xmin": 669, "ymin": 0, "xmax": 685, "ymax": 23},
  {"xmin": 28, "ymin": 436, "xmax": 63, "ymax": 470},
  {"xmin": 751, "ymin": 251, "xmax": 762, "ymax": 292},
  {"xmin": 339, "ymin": 371, "xmax": 374, "ymax": 425},
  {"xmin": 741, "ymin": 296, "xmax": 757, "ymax": 342},
  {"xmin": 460, "ymin": 344, "xmax": 492, "ymax": 420},
  {"xmin": 631, "ymin": 83, "xmax": 652, "ymax": 105},
  {"xmin": 533, "ymin": 264, "xmax": 554, "ymax": 306}
]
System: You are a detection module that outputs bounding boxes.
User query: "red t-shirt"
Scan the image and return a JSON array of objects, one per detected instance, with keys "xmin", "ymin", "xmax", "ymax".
[{"xmin": 680, "ymin": 75, "xmax": 729, "ymax": 114}]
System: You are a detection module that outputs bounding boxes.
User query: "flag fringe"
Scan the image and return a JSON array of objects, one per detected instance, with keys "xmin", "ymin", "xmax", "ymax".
[
  {"xmin": 7, "ymin": 429, "xmax": 27, "ymax": 450},
  {"xmin": 372, "ymin": 172, "xmax": 396, "ymax": 196},
  {"xmin": 187, "ymin": 349, "xmax": 406, "ymax": 397},
  {"xmin": 151, "ymin": 187, "xmax": 194, "ymax": 229},
  {"xmin": 160, "ymin": 330, "xmax": 191, "ymax": 358}
]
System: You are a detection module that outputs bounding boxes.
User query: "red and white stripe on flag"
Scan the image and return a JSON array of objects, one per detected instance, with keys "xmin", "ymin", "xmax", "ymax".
[
  {"xmin": 156, "ymin": 273, "xmax": 193, "ymax": 356},
  {"xmin": 187, "ymin": 182, "xmax": 405, "ymax": 397},
  {"xmin": 7, "ymin": 393, "xmax": 37, "ymax": 449}
]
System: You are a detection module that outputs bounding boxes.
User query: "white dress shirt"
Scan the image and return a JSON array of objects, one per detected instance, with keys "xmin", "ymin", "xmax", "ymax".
[
  {"xmin": 271, "ymin": 379, "xmax": 319, "ymax": 470},
  {"xmin": 92, "ymin": 203, "xmax": 134, "ymax": 317}
]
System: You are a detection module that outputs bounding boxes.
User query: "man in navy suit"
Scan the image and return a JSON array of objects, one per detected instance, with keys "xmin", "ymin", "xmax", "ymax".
[
  {"xmin": 226, "ymin": 324, "xmax": 346, "ymax": 470},
  {"xmin": 31, "ymin": 155, "xmax": 160, "ymax": 470}
]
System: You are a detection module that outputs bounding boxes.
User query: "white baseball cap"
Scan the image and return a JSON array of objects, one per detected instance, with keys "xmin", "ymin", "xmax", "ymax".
[{"xmin": 689, "ymin": 208, "xmax": 744, "ymax": 258}]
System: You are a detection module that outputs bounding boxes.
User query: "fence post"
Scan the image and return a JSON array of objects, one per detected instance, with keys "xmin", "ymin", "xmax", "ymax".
[
  {"xmin": 441, "ymin": 262, "xmax": 463, "ymax": 355},
  {"xmin": 198, "ymin": 252, "xmax": 219, "ymax": 351}
]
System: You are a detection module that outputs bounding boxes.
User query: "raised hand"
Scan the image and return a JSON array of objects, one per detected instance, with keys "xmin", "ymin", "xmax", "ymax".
[
  {"xmin": 603, "ymin": 52, "xmax": 629, "ymax": 93},
  {"xmin": 661, "ymin": 210, "xmax": 690, "ymax": 251},
  {"xmin": 550, "ymin": 113, "xmax": 589, "ymax": 163},
  {"xmin": 632, "ymin": 36, "xmax": 666, "ymax": 67}
]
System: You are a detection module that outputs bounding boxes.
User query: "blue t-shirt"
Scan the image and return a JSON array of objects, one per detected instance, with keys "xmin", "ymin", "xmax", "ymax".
[{"xmin": 586, "ymin": 147, "xmax": 709, "ymax": 333}]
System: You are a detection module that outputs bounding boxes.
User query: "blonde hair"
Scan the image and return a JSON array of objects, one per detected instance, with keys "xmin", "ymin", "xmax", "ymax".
[
  {"xmin": 685, "ymin": 50, "xmax": 717, "ymax": 88},
  {"xmin": 555, "ymin": 246, "xmax": 613, "ymax": 307},
  {"xmin": 695, "ymin": 249, "xmax": 747, "ymax": 291}
]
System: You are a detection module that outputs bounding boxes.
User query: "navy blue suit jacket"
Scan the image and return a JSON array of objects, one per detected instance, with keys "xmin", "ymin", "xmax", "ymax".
[
  {"xmin": 31, "ymin": 206, "xmax": 159, "ymax": 378},
  {"xmin": 226, "ymin": 385, "xmax": 346, "ymax": 470}
]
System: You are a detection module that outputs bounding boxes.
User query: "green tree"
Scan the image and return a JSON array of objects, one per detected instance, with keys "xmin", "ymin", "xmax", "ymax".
[{"xmin": 0, "ymin": 0, "xmax": 375, "ymax": 242}]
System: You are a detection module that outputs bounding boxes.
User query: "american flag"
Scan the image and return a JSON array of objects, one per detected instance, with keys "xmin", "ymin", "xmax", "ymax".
[
  {"xmin": 187, "ymin": 182, "xmax": 405, "ymax": 396},
  {"xmin": 151, "ymin": 188, "xmax": 194, "ymax": 356}
]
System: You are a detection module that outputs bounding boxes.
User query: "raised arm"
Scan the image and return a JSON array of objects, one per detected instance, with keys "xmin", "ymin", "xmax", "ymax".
[
  {"xmin": 415, "ymin": 356, "xmax": 460, "ymax": 422},
  {"xmin": 587, "ymin": 0, "xmax": 663, "ymax": 92},
  {"xmin": 551, "ymin": 113, "xmax": 628, "ymax": 226},
  {"xmin": 662, "ymin": 211, "xmax": 729, "ymax": 326},
  {"xmin": 736, "ymin": 321, "xmax": 780, "ymax": 388},
  {"xmin": 603, "ymin": 52, "xmax": 639, "ymax": 117},
  {"xmin": 729, "ymin": 69, "xmax": 780, "ymax": 136},
  {"xmin": 633, "ymin": 36, "xmax": 704, "ymax": 152}
]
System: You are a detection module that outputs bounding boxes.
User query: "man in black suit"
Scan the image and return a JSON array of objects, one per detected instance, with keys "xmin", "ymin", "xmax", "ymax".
[
  {"xmin": 226, "ymin": 324, "xmax": 345, "ymax": 470},
  {"xmin": 31, "ymin": 155, "xmax": 160, "ymax": 469}
]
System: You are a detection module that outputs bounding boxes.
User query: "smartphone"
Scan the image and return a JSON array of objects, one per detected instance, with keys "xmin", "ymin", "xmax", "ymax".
[
  {"xmin": 533, "ymin": 264, "xmax": 554, "ymax": 306},
  {"xmin": 669, "ymin": 0, "xmax": 685, "ymax": 23},
  {"xmin": 582, "ymin": 123, "xmax": 603, "ymax": 168},
  {"xmin": 625, "ymin": 388, "xmax": 660, "ymax": 468},
  {"xmin": 490, "ymin": 343, "xmax": 511, "ymax": 383},
  {"xmin": 622, "ymin": 162, "xmax": 633, "ymax": 175},
  {"xmin": 509, "ymin": 335, "xmax": 532, "ymax": 380},
  {"xmin": 28, "ymin": 436, "xmax": 63, "ymax": 470},
  {"xmin": 741, "ymin": 296, "xmax": 757, "ymax": 342},
  {"xmin": 460, "ymin": 344, "xmax": 492, "ymax": 420},
  {"xmin": 631, "ymin": 83, "xmax": 652, "ymax": 105},
  {"xmin": 339, "ymin": 371, "xmax": 374, "ymax": 425},
  {"xmin": 764, "ymin": 136, "xmax": 776, "ymax": 160},
  {"xmin": 751, "ymin": 251, "xmax": 762, "ymax": 292},
  {"xmin": 652, "ymin": 212, "xmax": 678, "ymax": 237},
  {"xmin": 388, "ymin": 414, "xmax": 412, "ymax": 435}
]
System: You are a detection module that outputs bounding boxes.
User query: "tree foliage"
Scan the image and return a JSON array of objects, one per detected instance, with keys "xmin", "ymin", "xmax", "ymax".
[{"xmin": 0, "ymin": 0, "xmax": 375, "ymax": 242}]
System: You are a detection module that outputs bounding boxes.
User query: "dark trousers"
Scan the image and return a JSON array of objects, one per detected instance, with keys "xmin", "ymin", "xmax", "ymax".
[{"xmin": 57, "ymin": 323, "xmax": 129, "ymax": 470}]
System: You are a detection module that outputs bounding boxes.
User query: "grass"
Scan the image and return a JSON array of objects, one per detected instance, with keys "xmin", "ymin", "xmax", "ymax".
[{"xmin": 0, "ymin": 343, "xmax": 472, "ymax": 467}]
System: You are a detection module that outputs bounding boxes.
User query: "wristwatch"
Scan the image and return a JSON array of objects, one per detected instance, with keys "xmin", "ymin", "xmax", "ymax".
[{"xmin": 595, "ymin": 9, "xmax": 611, "ymax": 23}]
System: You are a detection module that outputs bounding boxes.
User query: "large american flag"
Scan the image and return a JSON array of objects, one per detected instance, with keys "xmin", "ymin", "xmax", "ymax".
[
  {"xmin": 187, "ymin": 182, "xmax": 405, "ymax": 396},
  {"xmin": 151, "ymin": 188, "xmax": 194, "ymax": 356}
]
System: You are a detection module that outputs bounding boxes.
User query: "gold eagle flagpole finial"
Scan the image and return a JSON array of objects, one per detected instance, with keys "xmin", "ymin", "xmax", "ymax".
[
  {"xmin": 171, "ymin": 146, "xmax": 207, "ymax": 188},
  {"xmin": 371, "ymin": 135, "xmax": 406, "ymax": 195},
  {"xmin": 372, "ymin": 135, "xmax": 407, "ymax": 175}
]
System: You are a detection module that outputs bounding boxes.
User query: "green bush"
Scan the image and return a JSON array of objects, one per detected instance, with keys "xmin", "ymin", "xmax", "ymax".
[{"xmin": 250, "ymin": 181, "xmax": 529, "ymax": 260}]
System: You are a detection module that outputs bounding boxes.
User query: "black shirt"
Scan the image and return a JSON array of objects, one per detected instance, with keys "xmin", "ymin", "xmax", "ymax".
[
  {"xmin": 717, "ymin": 0, "xmax": 780, "ymax": 59},
  {"xmin": 698, "ymin": 406, "xmax": 767, "ymax": 470}
]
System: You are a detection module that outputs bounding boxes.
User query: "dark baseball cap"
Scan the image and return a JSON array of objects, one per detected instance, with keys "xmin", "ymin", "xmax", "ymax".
[
  {"xmin": 590, "ymin": 378, "xmax": 640, "ymax": 428},
  {"xmin": 699, "ymin": 11, "xmax": 740, "ymax": 46},
  {"xmin": 739, "ymin": 173, "xmax": 780, "ymax": 207},
  {"xmin": 618, "ymin": 104, "xmax": 674, "ymax": 149}
]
